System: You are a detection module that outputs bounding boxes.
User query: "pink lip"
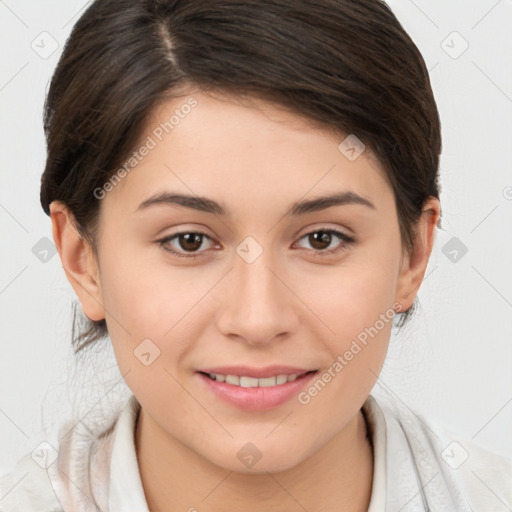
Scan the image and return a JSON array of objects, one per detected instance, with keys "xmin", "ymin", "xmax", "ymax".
[
  {"xmin": 198, "ymin": 365, "xmax": 314, "ymax": 379},
  {"xmin": 196, "ymin": 370, "xmax": 318, "ymax": 411}
]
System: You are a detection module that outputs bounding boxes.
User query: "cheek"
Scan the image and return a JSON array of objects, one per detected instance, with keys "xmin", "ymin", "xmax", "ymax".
[
  {"xmin": 98, "ymin": 249, "xmax": 213, "ymax": 379},
  {"xmin": 301, "ymin": 254, "xmax": 399, "ymax": 335},
  {"xmin": 294, "ymin": 248, "xmax": 399, "ymax": 390},
  {"xmin": 96, "ymin": 246, "xmax": 167, "ymax": 372},
  {"xmin": 99, "ymin": 241, "xmax": 198, "ymax": 333}
]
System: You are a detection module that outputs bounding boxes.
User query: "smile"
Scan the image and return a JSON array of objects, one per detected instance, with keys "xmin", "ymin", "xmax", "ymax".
[{"xmin": 201, "ymin": 371, "xmax": 315, "ymax": 387}]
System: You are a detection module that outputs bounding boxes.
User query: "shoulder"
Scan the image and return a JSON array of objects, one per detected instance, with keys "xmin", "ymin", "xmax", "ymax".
[
  {"xmin": 0, "ymin": 450, "xmax": 62, "ymax": 512},
  {"xmin": 367, "ymin": 392, "xmax": 512, "ymax": 511},
  {"xmin": 0, "ymin": 398, "xmax": 129, "ymax": 512},
  {"xmin": 432, "ymin": 421, "xmax": 512, "ymax": 511}
]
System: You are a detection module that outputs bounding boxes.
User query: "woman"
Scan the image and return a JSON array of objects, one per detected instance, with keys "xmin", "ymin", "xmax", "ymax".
[{"xmin": 1, "ymin": 0, "xmax": 510, "ymax": 510}]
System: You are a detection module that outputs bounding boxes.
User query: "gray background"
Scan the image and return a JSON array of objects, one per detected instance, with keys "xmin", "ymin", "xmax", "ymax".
[{"xmin": 1, "ymin": 0, "xmax": 511, "ymax": 474}]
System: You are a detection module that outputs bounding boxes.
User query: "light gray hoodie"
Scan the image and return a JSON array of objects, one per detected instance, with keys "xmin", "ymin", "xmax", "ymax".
[{"xmin": 1, "ymin": 392, "xmax": 511, "ymax": 511}]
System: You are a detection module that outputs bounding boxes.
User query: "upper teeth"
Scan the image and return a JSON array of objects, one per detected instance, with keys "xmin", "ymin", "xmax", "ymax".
[{"xmin": 208, "ymin": 373, "xmax": 304, "ymax": 387}]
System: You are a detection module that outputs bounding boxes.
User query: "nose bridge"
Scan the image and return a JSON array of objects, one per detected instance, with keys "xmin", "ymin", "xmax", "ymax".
[{"xmin": 216, "ymin": 238, "xmax": 297, "ymax": 345}]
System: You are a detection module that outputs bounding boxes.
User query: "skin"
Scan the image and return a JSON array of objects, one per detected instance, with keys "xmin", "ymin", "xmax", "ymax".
[{"xmin": 50, "ymin": 88, "xmax": 440, "ymax": 511}]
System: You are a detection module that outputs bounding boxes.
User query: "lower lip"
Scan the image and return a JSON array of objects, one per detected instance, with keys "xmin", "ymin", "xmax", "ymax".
[{"xmin": 196, "ymin": 371, "xmax": 318, "ymax": 411}]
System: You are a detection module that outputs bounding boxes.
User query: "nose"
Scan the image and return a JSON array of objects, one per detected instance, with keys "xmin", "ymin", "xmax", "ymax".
[{"xmin": 215, "ymin": 246, "xmax": 299, "ymax": 346}]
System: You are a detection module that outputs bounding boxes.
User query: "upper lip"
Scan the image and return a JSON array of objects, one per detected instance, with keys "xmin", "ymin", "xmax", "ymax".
[{"xmin": 198, "ymin": 366, "xmax": 317, "ymax": 379}]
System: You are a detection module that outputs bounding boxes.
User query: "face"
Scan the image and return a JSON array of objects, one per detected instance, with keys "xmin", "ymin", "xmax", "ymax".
[{"xmin": 63, "ymin": 89, "xmax": 415, "ymax": 473}]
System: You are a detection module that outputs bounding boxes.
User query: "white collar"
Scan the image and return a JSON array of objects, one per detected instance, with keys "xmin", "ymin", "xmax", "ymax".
[
  {"xmin": 108, "ymin": 394, "xmax": 150, "ymax": 511},
  {"xmin": 363, "ymin": 394, "xmax": 387, "ymax": 511}
]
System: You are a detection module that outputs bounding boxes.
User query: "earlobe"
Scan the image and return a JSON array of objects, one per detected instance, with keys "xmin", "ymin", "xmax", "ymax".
[
  {"xmin": 49, "ymin": 201, "xmax": 105, "ymax": 322},
  {"xmin": 394, "ymin": 197, "xmax": 441, "ymax": 313}
]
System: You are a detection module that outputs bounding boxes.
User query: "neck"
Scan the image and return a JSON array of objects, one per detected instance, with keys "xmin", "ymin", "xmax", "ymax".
[{"xmin": 135, "ymin": 407, "xmax": 373, "ymax": 512}]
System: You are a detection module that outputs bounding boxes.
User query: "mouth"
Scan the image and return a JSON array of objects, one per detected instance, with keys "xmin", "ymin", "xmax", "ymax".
[
  {"xmin": 195, "ymin": 368, "xmax": 319, "ymax": 411},
  {"xmin": 198, "ymin": 370, "xmax": 317, "ymax": 388}
]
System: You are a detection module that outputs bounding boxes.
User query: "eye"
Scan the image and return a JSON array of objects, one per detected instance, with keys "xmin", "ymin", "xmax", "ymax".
[
  {"xmin": 157, "ymin": 227, "xmax": 355, "ymax": 260},
  {"xmin": 294, "ymin": 228, "xmax": 355, "ymax": 256},
  {"xmin": 158, "ymin": 231, "xmax": 216, "ymax": 259}
]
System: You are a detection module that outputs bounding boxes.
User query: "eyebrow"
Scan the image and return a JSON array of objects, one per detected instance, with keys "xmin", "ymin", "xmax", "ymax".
[{"xmin": 135, "ymin": 190, "xmax": 376, "ymax": 217}]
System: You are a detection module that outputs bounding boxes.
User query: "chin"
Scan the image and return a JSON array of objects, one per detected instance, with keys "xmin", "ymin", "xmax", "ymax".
[{"xmin": 206, "ymin": 443, "xmax": 308, "ymax": 475}]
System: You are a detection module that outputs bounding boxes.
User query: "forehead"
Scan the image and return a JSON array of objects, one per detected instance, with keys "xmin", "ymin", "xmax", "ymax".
[{"xmin": 103, "ymin": 89, "xmax": 393, "ymax": 220}]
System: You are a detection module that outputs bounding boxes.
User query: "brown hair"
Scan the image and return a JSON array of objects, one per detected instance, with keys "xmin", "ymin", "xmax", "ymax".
[{"xmin": 40, "ymin": 0, "xmax": 442, "ymax": 352}]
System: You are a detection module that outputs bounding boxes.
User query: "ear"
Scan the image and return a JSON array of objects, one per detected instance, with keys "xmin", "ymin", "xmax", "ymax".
[
  {"xmin": 394, "ymin": 197, "xmax": 441, "ymax": 313},
  {"xmin": 49, "ymin": 201, "xmax": 105, "ymax": 322}
]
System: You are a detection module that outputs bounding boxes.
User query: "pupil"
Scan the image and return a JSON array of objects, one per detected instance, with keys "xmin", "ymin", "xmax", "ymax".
[
  {"xmin": 180, "ymin": 233, "xmax": 202, "ymax": 251},
  {"xmin": 310, "ymin": 231, "xmax": 331, "ymax": 250}
]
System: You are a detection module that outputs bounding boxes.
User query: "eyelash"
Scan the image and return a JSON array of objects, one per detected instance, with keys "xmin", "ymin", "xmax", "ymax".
[{"xmin": 157, "ymin": 228, "xmax": 356, "ymax": 259}]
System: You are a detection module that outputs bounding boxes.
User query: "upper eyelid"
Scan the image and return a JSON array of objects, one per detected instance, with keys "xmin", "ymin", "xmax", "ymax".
[{"xmin": 160, "ymin": 225, "xmax": 351, "ymax": 241}]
